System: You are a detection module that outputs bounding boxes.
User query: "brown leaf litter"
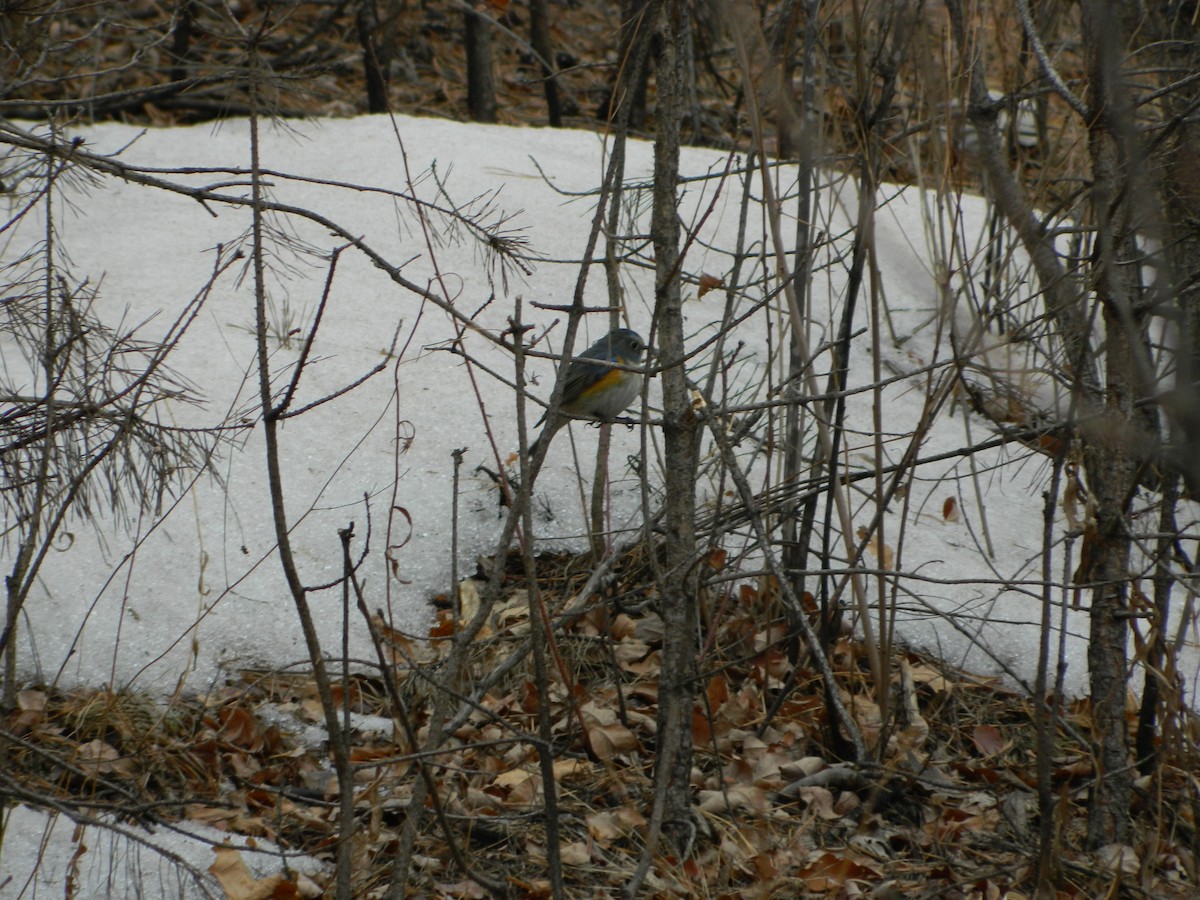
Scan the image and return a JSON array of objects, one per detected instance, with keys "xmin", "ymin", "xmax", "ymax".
[{"xmin": 3, "ymin": 546, "xmax": 1198, "ymax": 897}]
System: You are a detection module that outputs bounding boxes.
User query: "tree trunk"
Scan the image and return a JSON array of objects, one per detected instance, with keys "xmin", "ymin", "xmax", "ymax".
[
  {"xmin": 1137, "ymin": 0, "xmax": 1200, "ymax": 787},
  {"xmin": 649, "ymin": 0, "xmax": 699, "ymax": 850},
  {"xmin": 598, "ymin": 0, "xmax": 653, "ymax": 129},
  {"xmin": 464, "ymin": 6, "xmax": 496, "ymax": 123},
  {"xmin": 169, "ymin": 0, "xmax": 196, "ymax": 84},
  {"xmin": 529, "ymin": 0, "xmax": 562, "ymax": 126},
  {"xmin": 1079, "ymin": 0, "xmax": 1153, "ymax": 849},
  {"xmin": 358, "ymin": 0, "xmax": 389, "ymax": 114},
  {"xmin": 1146, "ymin": 5, "xmax": 1200, "ymax": 496}
]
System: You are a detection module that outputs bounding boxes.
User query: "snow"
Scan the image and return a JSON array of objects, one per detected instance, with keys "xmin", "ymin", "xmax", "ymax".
[
  {"xmin": 1, "ymin": 803, "xmax": 323, "ymax": 899},
  {"xmin": 2, "ymin": 112, "xmax": 1196, "ymax": 895},
  {"xmin": 5, "ymin": 116, "xmax": 668, "ymax": 694}
]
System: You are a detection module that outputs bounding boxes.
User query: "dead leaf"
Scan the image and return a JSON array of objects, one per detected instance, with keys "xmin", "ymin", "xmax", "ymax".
[
  {"xmin": 74, "ymin": 739, "xmax": 134, "ymax": 778},
  {"xmin": 208, "ymin": 847, "xmax": 288, "ymax": 900},
  {"xmin": 971, "ymin": 724, "xmax": 1006, "ymax": 757},
  {"xmin": 609, "ymin": 614, "xmax": 638, "ymax": 640},
  {"xmin": 792, "ymin": 786, "xmax": 839, "ymax": 820},
  {"xmin": 800, "ymin": 590, "xmax": 819, "ymax": 614},
  {"xmin": 697, "ymin": 783, "xmax": 767, "ymax": 814},
  {"xmin": 780, "ymin": 756, "xmax": 825, "ymax": 780},
  {"xmin": 611, "ymin": 638, "xmax": 651, "ymax": 666},
  {"xmin": 942, "ymin": 496, "xmax": 959, "ymax": 522},
  {"xmin": 434, "ymin": 880, "xmax": 489, "ymax": 899},
  {"xmin": 493, "ymin": 590, "xmax": 531, "ymax": 634},
  {"xmin": 559, "ymin": 841, "xmax": 590, "ymax": 866},
  {"xmin": 458, "ymin": 578, "xmax": 491, "ymax": 637},
  {"xmin": 705, "ymin": 546, "xmax": 727, "ymax": 570},
  {"xmin": 216, "ymin": 706, "xmax": 265, "ymax": 750},
  {"xmin": 706, "ymin": 675, "xmax": 730, "ymax": 710},
  {"xmin": 906, "ymin": 662, "xmax": 952, "ymax": 692},
  {"xmin": 299, "ymin": 695, "xmax": 324, "ymax": 723},
  {"xmin": 698, "ymin": 272, "xmax": 724, "ymax": 297},
  {"xmin": 187, "ymin": 804, "xmax": 239, "ymax": 829},
  {"xmin": 893, "ymin": 717, "xmax": 930, "ymax": 758},
  {"xmin": 856, "ymin": 526, "xmax": 895, "ymax": 568},
  {"xmin": 586, "ymin": 811, "xmax": 625, "ymax": 844},
  {"xmin": 552, "ymin": 758, "xmax": 592, "ymax": 781},
  {"xmin": 615, "ymin": 806, "xmax": 647, "ymax": 830},
  {"xmin": 12, "ymin": 689, "xmax": 47, "ymax": 733},
  {"xmin": 582, "ymin": 712, "xmax": 640, "ymax": 762},
  {"xmin": 848, "ymin": 692, "xmax": 883, "ymax": 750},
  {"xmin": 751, "ymin": 850, "xmax": 783, "ymax": 880},
  {"xmin": 492, "ymin": 768, "xmax": 541, "ymax": 806},
  {"xmin": 796, "ymin": 851, "xmax": 882, "ymax": 892},
  {"xmin": 634, "ymin": 613, "xmax": 665, "ymax": 642},
  {"xmin": 1096, "ymin": 843, "xmax": 1139, "ymax": 876}
]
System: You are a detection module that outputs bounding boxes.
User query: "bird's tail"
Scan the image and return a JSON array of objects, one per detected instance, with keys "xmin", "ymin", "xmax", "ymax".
[{"xmin": 528, "ymin": 416, "xmax": 562, "ymax": 461}]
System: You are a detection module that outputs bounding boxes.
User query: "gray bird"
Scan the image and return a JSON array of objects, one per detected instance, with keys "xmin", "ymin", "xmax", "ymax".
[{"xmin": 530, "ymin": 327, "xmax": 647, "ymax": 457}]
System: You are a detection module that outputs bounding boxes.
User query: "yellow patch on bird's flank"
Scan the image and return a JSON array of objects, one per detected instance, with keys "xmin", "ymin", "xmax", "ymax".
[{"xmin": 580, "ymin": 368, "xmax": 625, "ymax": 395}]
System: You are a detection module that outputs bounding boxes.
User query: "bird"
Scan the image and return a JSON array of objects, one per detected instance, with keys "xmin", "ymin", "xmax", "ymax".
[{"xmin": 529, "ymin": 327, "xmax": 647, "ymax": 458}]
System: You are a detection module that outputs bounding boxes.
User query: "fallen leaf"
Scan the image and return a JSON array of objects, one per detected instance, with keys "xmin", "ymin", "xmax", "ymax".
[
  {"xmin": 552, "ymin": 758, "xmax": 592, "ymax": 781},
  {"xmin": 971, "ymin": 724, "xmax": 1006, "ymax": 757},
  {"xmin": 559, "ymin": 840, "xmax": 590, "ymax": 866},
  {"xmin": 585, "ymin": 811, "xmax": 621, "ymax": 844},
  {"xmin": 12, "ymin": 689, "xmax": 47, "ymax": 733},
  {"xmin": 74, "ymin": 739, "xmax": 134, "ymax": 778},
  {"xmin": 582, "ymin": 716, "xmax": 640, "ymax": 762},
  {"xmin": 434, "ymin": 879, "xmax": 489, "ymax": 899},
  {"xmin": 494, "ymin": 590, "xmax": 531, "ymax": 633},
  {"xmin": 216, "ymin": 706, "xmax": 265, "ymax": 750},
  {"xmin": 458, "ymin": 578, "xmax": 491, "ymax": 637},
  {"xmin": 792, "ymin": 785, "xmax": 839, "ymax": 820},
  {"xmin": 1096, "ymin": 843, "xmax": 1139, "ymax": 876},
  {"xmin": 780, "ymin": 756, "xmax": 825, "ymax": 780},
  {"xmin": 856, "ymin": 526, "xmax": 895, "ymax": 568},
  {"xmin": 942, "ymin": 496, "xmax": 959, "ymax": 521},
  {"xmin": 697, "ymin": 783, "xmax": 767, "ymax": 814},
  {"xmin": 502, "ymin": 773, "xmax": 541, "ymax": 806},
  {"xmin": 906, "ymin": 662, "xmax": 952, "ymax": 692},
  {"xmin": 796, "ymin": 851, "xmax": 882, "ymax": 892},
  {"xmin": 615, "ymin": 806, "xmax": 647, "ymax": 830},
  {"xmin": 208, "ymin": 847, "xmax": 288, "ymax": 900},
  {"xmin": 706, "ymin": 675, "xmax": 730, "ymax": 709}
]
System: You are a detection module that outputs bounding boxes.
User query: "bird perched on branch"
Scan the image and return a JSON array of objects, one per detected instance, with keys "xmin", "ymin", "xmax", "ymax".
[{"xmin": 530, "ymin": 327, "xmax": 647, "ymax": 458}]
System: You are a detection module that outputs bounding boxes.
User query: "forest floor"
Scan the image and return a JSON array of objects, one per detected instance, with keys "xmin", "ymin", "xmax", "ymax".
[{"xmin": 9, "ymin": 544, "xmax": 1196, "ymax": 898}]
